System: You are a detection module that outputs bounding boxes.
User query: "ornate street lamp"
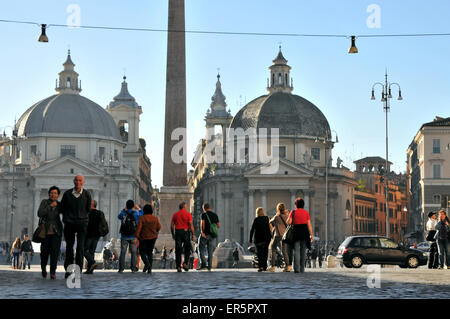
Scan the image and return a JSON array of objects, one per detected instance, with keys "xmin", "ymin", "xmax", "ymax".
[{"xmin": 370, "ymin": 71, "xmax": 403, "ymax": 239}]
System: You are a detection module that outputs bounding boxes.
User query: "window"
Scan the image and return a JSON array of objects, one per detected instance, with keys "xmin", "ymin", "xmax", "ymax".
[
  {"xmin": 67, "ymin": 77, "xmax": 71, "ymax": 88},
  {"xmin": 30, "ymin": 145, "xmax": 37, "ymax": 156},
  {"xmin": 311, "ymin": 148, "xmax": 320, "ymax": 161},
  {"xmin": 389, "ymin": 208, "xmax": 393, "ymax": 218},
  {"xmin": 433, "ymin": 139, "xmax": 441, "ymax": 154},
  {"xmin": 433, "ymin": 194, "xmax": 441, "ymax": 204},
  {"xmin": 114, "ymin": 150, "xmax": 119, "ymax": 161},
  {"xmin": 375, "ymin": 184, "xmax": 378, "ymax": 193},
  {"xmin": 360, "ymin": 238, "xmax": 379, "ymax": 248},
  {"xmin": 278, "ymin": 146, "xmax": 286, "ymax": 159},
  {"xmin": 60, "ymin": 145, "xmax": 75, "ymax": 157},
  {"xmin": 433, "ymin": 164, "xmax": 441, "ymax": 179},
  {"xmin": 118, "ymin": 120, "xmax": 129, "ymax": 142},
  {"xmin": 379, "ymin": 238, "xmax": 398, "ymax": 249},
  {"xmin": 278, "ymin": 73, "xmax": 282, "ymax": 85},
  {"xmin": 99, "ymin": 147, "xmax": 105, "ymax": 161}
]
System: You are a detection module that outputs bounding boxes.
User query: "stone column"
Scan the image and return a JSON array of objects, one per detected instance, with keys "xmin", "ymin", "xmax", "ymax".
[
  {"xmin": 304, "ymin": 191, "xmax": 310, "ymax": 212},
  {"xmin": 290, "ymin": 189, "xmax": 296, "ymax": 210},
  {"xmin": 33, "ymin": 188, "xmax": 41, "ymax": 232},
  {"xmin": 261, "ymin": 190, "xmax": 267, "ymax": 210},
  {"xmin": 248, "ymin": 190, "xmax": 254, "ymax": 238}
]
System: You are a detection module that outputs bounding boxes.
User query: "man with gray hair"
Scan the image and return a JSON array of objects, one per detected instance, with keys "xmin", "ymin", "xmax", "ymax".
[{"xmin": 60, "ymin": 174, "xmax": 92, "ymax": 278}]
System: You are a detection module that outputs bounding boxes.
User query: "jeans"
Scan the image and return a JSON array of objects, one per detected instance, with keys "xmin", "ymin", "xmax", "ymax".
[
  {"xmin": 119, "ymin": 238, "xmax": 137, "ymax": 271},
  {"xmin": 161, "ymin": 258, "xmax": 167, "ymax": 269},
  {"xmin": 139, "ymin": 238, "xmax": 157, "ymax": 270},
  {"xmin": 84, "ymin": 237, "xmax": 99, "ymax": 270},
  {"xmin": 428, "ymin": 242, "xmax": 439, "ymax": 268},
  {"xmin": 40, "ymin": 234, "xmax": 62, "ymax": 275},
  {"xmin": 269, "ymin": 236, "xmax": 289, "ymax": 267},
  {"xmin": 12, "ymin": 252, "xmax": 20, "ymax": 268},
  {"xmin": 287, "ymin": 244, "xmax": 293, "ymax": 266},
  {"xmin": 175, "ymin": 230, "xmax": 191, "ymax": 269},
  {"xmin": 198, "ymin": 235, "xmax": 216, "ymax": 269},
  {"xmin": 22, "ymin": 252, "xmax": 32, "ymax": 269},
  {"xmin": 255, "ymin": 241, "xmax": 269, "ymax": 270},
  {"xmin": 64, "ymin": 222, "xmax": 88, "ymax": 272},
  {"xmin": 437, "ymin": 239, "xmax": 450, "ymax": 268},
  {"xmin": 293, "ymin": 240, "xmax": 307, "ymax": 273}
]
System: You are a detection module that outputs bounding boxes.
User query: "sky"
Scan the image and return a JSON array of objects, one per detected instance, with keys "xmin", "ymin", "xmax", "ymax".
[{"xmin": 1, "ymin": 0, "xmax": 450, "ymax": 188}]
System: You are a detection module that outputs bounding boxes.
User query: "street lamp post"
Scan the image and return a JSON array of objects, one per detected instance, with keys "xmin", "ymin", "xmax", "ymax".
[
  {"xmin": 316, "ymin": 130, "xmax": 338, "ymax": 255},
  {"xmin": 371, "ymin": 71, "xmax": 403, "ymax": 239}
]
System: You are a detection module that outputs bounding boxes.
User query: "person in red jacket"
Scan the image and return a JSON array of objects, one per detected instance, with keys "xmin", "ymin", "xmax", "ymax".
[{"xmin": 136, "ymin": 204, "xmax": 161, "ymax": 274}]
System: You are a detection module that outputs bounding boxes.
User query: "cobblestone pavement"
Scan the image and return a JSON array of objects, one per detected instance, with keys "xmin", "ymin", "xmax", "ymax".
[{"xmin": 1, "ymin": 265, "xmax": 450, "ymax": 299}]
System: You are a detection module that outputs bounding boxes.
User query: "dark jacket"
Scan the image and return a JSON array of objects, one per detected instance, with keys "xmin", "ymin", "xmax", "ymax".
[
  {"xmin": 37, "ymin": 199, "xmax": 63, "ymax": 236},
  {"xmin": 87, "ymin": 209, "xmax": 104, "ymax": 238},
  {"xmin": 60, "ymin": 188, "xmax": 92, "ymax": 225},
  {"xmin": 435, "ymin": 221, "xmax": 450, "ymax": 240},
  {"xmin": 20, "ymin": 240, "xmax": 34, "ymax": 253},
  {"xmin": 249, "ymin": 216, "xmax": 272, "ymax": 244}
]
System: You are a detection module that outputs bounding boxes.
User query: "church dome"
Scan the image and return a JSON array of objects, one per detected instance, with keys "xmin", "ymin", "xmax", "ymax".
[
  {"xmin": 230, "ymin": 92, "xmax": 330, "ymax": 137},
  {"xmin": 17, "ymin": 94, "xmax": 121, "ymax": 140},
  {"xmin": 16, "ymin": 51, "xmax": 121, "ymax": 141},
  {"xmin": 230, "ymin": 48, "xmax": 330, "ymax": 138}
]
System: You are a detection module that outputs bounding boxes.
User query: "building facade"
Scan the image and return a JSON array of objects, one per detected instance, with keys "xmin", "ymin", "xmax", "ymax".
[
  {"xmin": 407, "ymin": 116, "xmax": 450, "ymax": 241},
  {"xmin": 189, "ymin": 48, "xmax": 357, "ymax": 249},
  {"xmin": 354, "ymin": 157, "xmax": 408, "ymax": 242},
  {"xmin": 0, "ymin": 52, "xmax": 152, "ymax": 243}
]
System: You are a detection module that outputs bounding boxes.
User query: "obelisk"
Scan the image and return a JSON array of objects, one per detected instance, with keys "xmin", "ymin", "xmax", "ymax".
[{"xmin": 158, "ymin": 0, "xmax": 193, "ymax": 248}]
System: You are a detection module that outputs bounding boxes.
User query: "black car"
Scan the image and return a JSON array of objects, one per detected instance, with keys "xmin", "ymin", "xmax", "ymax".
[{"xmin": 335, "ymin": 235, "xmax": 428, "ymax": 268}]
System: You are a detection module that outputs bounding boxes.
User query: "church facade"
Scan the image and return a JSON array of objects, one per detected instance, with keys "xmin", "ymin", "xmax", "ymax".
[
  {"xmin": 0, "ymin": 51, "xmax": 153, "ymax": 242},
  {"xmin": 189, "ymin": 48, "xmax": 358, "ymax": 248}
]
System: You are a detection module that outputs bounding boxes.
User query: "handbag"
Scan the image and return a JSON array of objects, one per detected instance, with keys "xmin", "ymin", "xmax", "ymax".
[
  {"xmin": 32, "ymin": 218, "xmax": 46, "ymax": 243},
  {"xmin": 282, "ymin": 210, "xmax": 295, "ymax": 245}
]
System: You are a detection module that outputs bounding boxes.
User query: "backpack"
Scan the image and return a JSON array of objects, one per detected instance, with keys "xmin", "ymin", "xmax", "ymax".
[
  {"xmin": 120, "ymin": 210, "xmax": 137, "ymax": 236},
  {"xmin": 98, "ymin": 211, "xmax": 109, "ymax": 237},
  {"xmin": 205, "ymin": 212, "xmax": 218, "ymax": 238}
]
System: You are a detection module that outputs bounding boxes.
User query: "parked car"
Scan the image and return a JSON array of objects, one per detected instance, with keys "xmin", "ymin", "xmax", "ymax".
[
  {"xmin": 410, "ymin": 241, "xmax": 430, "ymax": 253},
  {"xmin": 336, "ymin": 235, "xmax": 428, "ymax": 268}
]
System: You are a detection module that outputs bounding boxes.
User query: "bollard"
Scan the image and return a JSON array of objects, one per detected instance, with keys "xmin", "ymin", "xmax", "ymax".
[{"xmin": 327, "ymin": 255, "xmax": 335, "ymax": 268}]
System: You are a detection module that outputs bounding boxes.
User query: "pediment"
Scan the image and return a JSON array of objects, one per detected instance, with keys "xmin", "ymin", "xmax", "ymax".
[
  {"xmin": 244, "ymin": 158, "xmax": 314, "ymax": 177},
  {"xmin": 31, "ymin": 155, "xmax": 104, "ymax": 177}
]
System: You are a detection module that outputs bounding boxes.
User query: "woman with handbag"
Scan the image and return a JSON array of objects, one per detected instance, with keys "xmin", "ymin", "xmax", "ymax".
[
  {"xmin": 287, "ymin": 198, "xmax": 314, "ymax": 273},
  {"xmin": 268, "ymin": 203, "xmax": 291, "ymax": 272},
  {"xmin": 10, "ymin": 237, "xmax": 21, "ymax": 269},
  {"xmin": 38, "ymin": 186, "xmax": 63, "ymax": 279},
  {"xmin": 249, "ymin": 207, "xmax": 272, "ymax": 272}
]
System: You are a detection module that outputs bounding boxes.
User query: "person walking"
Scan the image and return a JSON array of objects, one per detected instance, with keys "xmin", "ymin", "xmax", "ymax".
[
  {"xmin": 168, "ymin": 248, "xmax": 175, "ymax": 269},
  {"xmin": 135, "ymin": 204, "xmax": 161, "ymax": 274},
  {"xmin": 311, "ymin": 247, "xmax": 318, "ymax": 268},
  {"xmin": 60, "ymin": 175, "xmax": 92, "ymax": 279},
  {"xmin": 102, "ymin": 246, "xmax": 112, "ymax": 269},
  {"xmin": 171, "ymin": 202, "xmax": 195, "ymax": 272},
  {"xmin": 198, "ymin": 203, "xmax": 220, "ymax": 271},
  {"xmin": 249, "ymin": 207, "xmax": 272, "ymax": 272},
  {"xmin": 83, "ymin": 200, "xmax": 105, "ymax": 274},
  {"xmin": 318, "ymin": 247, "xmax": 324, "ymax": 268},
  {"xmin": 268, "ymin": 203, "xmax": 290, "ymax": 272},
  {"xmin": 160, "ymin": 246, "xmax": 167, "ymax": 269},
  {"xmin": 20, "ymin": 234, "xmax": 33, "ymax": 270},
  {"xmin": 287, "ymin": 198, "xmax": 314, "ymax": 273},
  {"xmin": 434, "ymin": 210, "xmax": 450, "ymax": 269},
  {"xmin": 426, "ymin": 211, "xmax": 439, "ymax": 269},
  {"xmin": 38, "ymin": 186, "xmax": 63, "ymax": 279},
  {"xmin": 232, "ymin": 247, "xmax": 240, "ymax": 268},
  {"xmin": 10, "ymin": 237, "xmax": 21, "ymax": 269},
  {"xmin": 118, "ymin": 200, "xmax": 142, "ymax": 273}
]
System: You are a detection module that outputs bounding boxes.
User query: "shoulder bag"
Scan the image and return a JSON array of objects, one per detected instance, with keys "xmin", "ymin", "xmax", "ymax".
[
  {"xmin": 282, "ymin": 210, "xmax": 295, "ymax": 245},
  {"xmin": 32, "ymin": 218, "xmax": 46, "ymax": 243}
]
